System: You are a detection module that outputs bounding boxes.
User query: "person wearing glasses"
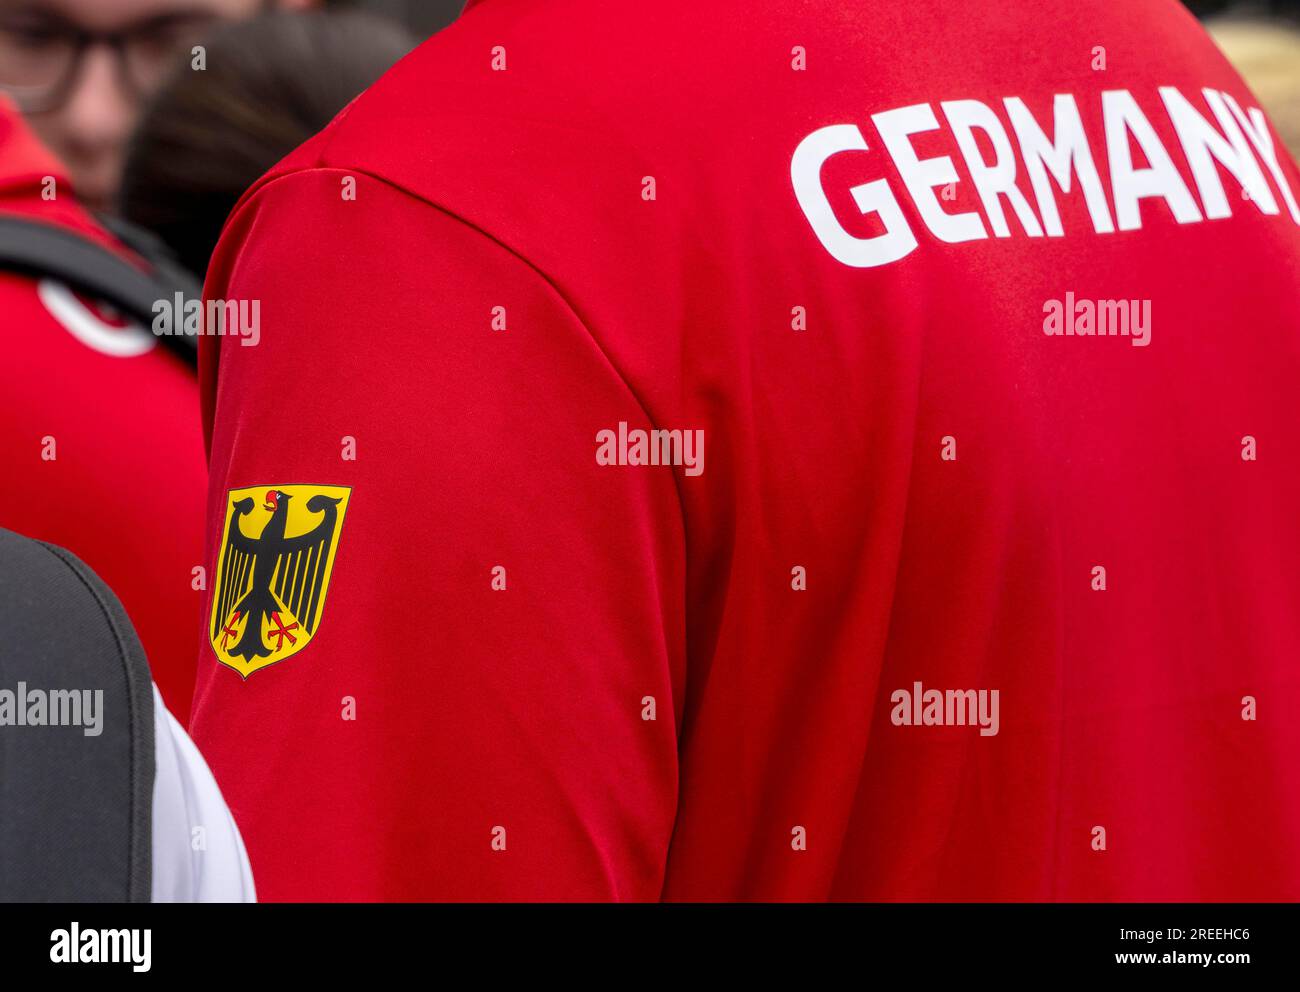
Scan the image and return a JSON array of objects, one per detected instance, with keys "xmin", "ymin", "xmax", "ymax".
[
  {"xmin": 0, "ymin": 0, "xmax": 321, "ymax": 211},
  {"xmin": 0, "ymin": 90, "xmax": 209, "ymax": 722}
]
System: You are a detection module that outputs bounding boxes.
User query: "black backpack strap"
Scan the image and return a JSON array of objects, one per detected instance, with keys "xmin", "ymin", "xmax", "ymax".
[
  {"xmin": 0, "ymin": 214, "xmax": 201, "ymax": 364},
  {"xmin": 0, "ymin": 528, "xmax": 155, "ymax": 902}
]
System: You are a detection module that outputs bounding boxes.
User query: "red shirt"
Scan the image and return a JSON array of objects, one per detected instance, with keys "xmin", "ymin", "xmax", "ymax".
[
  {"xmin": 192, "ymin": 0, "xmax": 1300, "ymax": 900},
  {"xmin": 0, "ymin": 100, "xmax": 206, "ymax": 722}
]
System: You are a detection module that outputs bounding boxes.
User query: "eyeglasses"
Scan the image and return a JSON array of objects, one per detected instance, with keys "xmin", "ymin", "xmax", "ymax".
[{"xmin": 0, "ymin": 10, "xmax": 221, "ymax": 113}]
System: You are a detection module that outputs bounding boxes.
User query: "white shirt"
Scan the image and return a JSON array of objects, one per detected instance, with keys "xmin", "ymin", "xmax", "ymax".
[{"xmin": 150, "ymin": 685, "xmax": 256, "ymax": 902}]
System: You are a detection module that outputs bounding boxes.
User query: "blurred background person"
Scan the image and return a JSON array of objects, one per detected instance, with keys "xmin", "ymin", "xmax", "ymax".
[
  {"xmin": 0, "ymin": 90, "xmax": 207, "ymax": 721},
  {"xmin": 0, "ymin": 0, "xmax": 409, "ymax": 725},
  {"xmin": 120, "ymin": 8, "xmax": 413, "ymax": 281},
  {"xmin": 0, "ymin": 0, "xmax": 326, "ymax": 212}
]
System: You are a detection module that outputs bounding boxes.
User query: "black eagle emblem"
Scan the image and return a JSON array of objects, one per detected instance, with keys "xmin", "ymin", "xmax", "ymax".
[{"xmin": 211, "ymin": 489, "xmax": 343, "ymax": 663}]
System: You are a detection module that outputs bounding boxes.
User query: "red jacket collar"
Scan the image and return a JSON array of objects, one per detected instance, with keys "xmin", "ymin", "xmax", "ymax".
[{"xmin": 0, "ymin": 94, "xmax": 68, "ymax": 197}]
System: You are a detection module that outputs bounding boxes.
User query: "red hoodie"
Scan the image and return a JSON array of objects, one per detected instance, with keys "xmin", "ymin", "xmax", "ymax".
[
  {"xmin": 0, "ymin": 99, "xmax": 206, "ymax": 722},
  {"xmin": 193, "ymin": 0, "xmax": 1300, "ymax": 900}
]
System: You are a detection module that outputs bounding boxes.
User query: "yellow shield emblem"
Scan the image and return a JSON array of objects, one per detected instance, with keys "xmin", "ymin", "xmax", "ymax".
[{"xmin": 208, "ymin": 484, "xmax": 351, "ymax": 678}]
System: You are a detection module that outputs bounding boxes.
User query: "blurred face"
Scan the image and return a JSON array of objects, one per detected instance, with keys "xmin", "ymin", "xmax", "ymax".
[{"xmin": 0, "ymin": 0, "xmax": 264, "ymax": 209}]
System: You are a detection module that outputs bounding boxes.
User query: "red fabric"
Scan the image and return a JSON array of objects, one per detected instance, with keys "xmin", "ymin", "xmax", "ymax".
[
  {"xmin": 0, "ymin": 98, "xmax": 206, "ymax": 723},
  {"xmin": 193, "ymin": 0, "xmax": 1300, "ymax": 900}
]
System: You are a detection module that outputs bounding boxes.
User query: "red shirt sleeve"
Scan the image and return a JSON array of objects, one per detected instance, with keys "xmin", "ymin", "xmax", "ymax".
[{"xmin": 190, "ymin": 169, "xmax": 685, "ymax": 901}]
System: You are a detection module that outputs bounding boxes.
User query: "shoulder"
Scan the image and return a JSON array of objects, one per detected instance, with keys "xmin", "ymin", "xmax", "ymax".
[{"xmin": 225, "ymin": 0, "xmax": 696, "ymax": 255}]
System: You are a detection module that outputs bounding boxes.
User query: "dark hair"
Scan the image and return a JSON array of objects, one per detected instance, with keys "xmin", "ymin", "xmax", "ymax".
[{"xmin": 118, "ymin": 9, "xmax": 414, "ymax": 280}]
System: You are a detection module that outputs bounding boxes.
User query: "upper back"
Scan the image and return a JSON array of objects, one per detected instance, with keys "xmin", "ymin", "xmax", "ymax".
[{"xmin": 220, "ymin": 0, "xmax": 1300, "ymax": 898}]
